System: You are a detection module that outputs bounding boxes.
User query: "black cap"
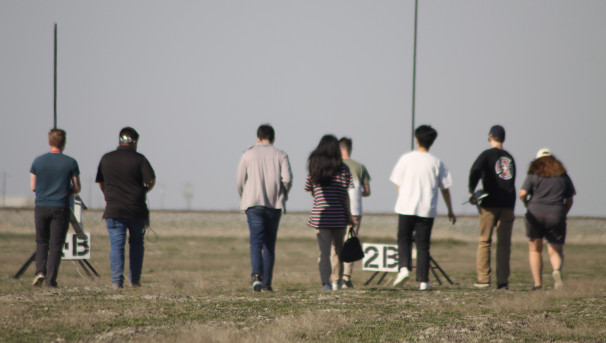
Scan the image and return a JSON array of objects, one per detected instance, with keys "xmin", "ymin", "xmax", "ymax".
[{"xmin": 489, "ymin": 125, "xmax": 505, "ymax": 141}]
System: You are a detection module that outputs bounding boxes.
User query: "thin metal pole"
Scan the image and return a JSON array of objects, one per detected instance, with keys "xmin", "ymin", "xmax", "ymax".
[
  {"xmin": 54, "ymin": 23, "xmax": 57, "ymax": 129},
  {"xmin": 1, "ymin": 171, "xmax": 6, "ymax": 207},
  {"xmin": 411, "ymin": 0, "xmax": 418, "ymax": 150}
]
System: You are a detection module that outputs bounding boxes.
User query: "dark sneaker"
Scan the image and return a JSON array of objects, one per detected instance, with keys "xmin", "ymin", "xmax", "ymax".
[
  {"xmin": 322, "ymin": 283, "xmax": 332, "ymax": 291},
  {"xmin": 532, "ymin": 285, "xmax": 543, "ymax": 291},
  {"xmin": 32, "ymin": 273, "xmax": 45, "ymax": 287},
  {"xmin": 262, "ymin": 286, "xmax": 273, "ymax": 292},
  {"xmin": 251, "ymin": 274, "xmax": 262, "ymax": 293},
  {"xmin": 131, "ymin": 281, "xmax": 141, "ymax": 288},
  {"xmin": 473, "ymin": 282, "xmax": 490, "ymax": 289},
  {"xmin": 497, "ymin": 283, "xmax": 509, "ymax": 290},
  {"xmin": 341, "ymin": 280, "xmax": 355, "ymax": 289}
]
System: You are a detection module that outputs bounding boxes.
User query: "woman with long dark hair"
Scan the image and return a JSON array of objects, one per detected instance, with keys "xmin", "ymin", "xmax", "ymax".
[
  {"xmin": 305, "ymin": 135, "xmax": 353, "ymax": 291},
  {"xmin": 519, "ymin": 149, "xmax": 575, "ymax": 290}
]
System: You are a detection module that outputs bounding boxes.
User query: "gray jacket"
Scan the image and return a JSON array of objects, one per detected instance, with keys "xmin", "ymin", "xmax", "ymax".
[{"xmin": 237, "ymin": 142, "xmax": 293, "ymax": 211}]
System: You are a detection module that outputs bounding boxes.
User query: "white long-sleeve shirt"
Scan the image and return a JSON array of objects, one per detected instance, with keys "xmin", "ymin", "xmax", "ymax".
[{"xmin": 237, "ymin": 142, "xmax": 293, "ymax": 211}]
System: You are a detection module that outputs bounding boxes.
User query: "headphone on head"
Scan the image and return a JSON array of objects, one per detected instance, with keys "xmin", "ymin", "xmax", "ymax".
[{"xmin": 120, "ymin": 135, "xmax": 134, "ymax": 144}]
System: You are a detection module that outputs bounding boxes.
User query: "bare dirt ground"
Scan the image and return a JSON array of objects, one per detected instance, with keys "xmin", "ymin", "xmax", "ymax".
[{"xmin": 1, "ymin": 209, "xmax": 605, "ymax": 342}]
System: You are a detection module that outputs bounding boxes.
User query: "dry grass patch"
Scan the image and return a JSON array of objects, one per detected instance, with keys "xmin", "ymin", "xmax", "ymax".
[
  {"xmin": 1, "ymin": 210, "xmax": 606, "ymax": 342},
  {"xmin": 177, "ymin": 311, "xmax": 350, "ymax": 343}
]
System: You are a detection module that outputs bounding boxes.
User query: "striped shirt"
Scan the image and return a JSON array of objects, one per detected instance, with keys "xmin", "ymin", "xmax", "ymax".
[{"xmin": 305, "ymin": 164, "xmax": 353, "ymax": 229}]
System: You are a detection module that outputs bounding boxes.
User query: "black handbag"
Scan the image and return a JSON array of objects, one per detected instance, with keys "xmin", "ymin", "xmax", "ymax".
[{"xmin": 340, "ymin": 227, "xmax": 365, "ymax": 263}]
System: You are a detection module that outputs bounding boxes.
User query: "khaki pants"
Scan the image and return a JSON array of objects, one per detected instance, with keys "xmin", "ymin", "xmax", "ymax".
[
  {"xmin": 476, "ymin": 207, "xmax": 514, "ymax": 285},
  {"xmin": 332, "ymin": 216, "xmax": 362, "ymax": 279},
  {"xmin": 317, "ymin": 228, "xmax": 346, "ymax": 284}
]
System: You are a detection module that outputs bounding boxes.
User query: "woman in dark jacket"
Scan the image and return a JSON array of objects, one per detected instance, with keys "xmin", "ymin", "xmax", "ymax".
[{"xmin": 519, "ymin": 148, "xmax": 575, "ymax": 290}]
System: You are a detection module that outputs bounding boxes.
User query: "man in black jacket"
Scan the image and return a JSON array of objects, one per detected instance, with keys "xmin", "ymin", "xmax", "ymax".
[
  {"xmin": 468, "ymin": 125, "xmax": 516, "ymax": 290},
  {"xmin": 96, "ymin": 127, "xmax": 155, "ymax": 289}
]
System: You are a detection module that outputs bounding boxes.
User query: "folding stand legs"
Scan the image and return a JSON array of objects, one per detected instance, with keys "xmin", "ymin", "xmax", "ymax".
[
  {"xmin": 14, "ymin": 252, "xmax": 99, "ymax": 280},
  {"xmin": 13, "ymin": 252, "xmax": 36, "ymax": 279},
  {"xmin": 363, "ymin": 254, "xmax": 453, "ymax": 286}
]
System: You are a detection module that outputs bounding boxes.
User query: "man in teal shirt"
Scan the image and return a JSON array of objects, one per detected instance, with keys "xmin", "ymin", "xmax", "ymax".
[{"xmin": 30, "ymin": 129, "xmax": 81, "ymax": 288}]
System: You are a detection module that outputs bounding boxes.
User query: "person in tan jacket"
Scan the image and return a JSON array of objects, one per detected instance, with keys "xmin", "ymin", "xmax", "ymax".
[{"xmin": 237, "ymin": 124, "xmax": 293, "ymax": 292}]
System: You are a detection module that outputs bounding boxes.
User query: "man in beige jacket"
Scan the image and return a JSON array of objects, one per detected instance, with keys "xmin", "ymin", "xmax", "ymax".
[{"xmin": 237, "ymin": 124, "xmax": 293, "ymax": 292}]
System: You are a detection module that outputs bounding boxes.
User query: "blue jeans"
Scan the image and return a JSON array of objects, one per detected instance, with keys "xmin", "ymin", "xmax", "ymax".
[
  {"xmin": 106, "ymin": 218, "xmax": 146, "ymax": 286},
  {"xmin": 246, "ymin": 206, "xmax": 282, "ymax": 288}
]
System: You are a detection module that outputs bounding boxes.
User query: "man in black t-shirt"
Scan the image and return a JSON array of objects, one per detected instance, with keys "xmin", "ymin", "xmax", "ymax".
[
  {"xmin": 96, "ymin": 127, "xmax": 155, "ymax": 289},
  {"xmin": 468, "ymin": 125, "xmax": 516, "ymax": 290}
]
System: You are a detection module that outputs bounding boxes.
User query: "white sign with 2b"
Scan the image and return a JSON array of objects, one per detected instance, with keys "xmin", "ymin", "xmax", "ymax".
[
  {"xmin": 62, "ymin": 233, "xmax": 91, "ymax": 260},
  {"xmin": 362, "ymin": 243, "xmax": 416, "ymax": 272}
]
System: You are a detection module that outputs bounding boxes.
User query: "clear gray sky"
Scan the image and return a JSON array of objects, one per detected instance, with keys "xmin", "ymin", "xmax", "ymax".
[{"xmin": 1, "ymin": 1, "xmax": 605, "ymax": 216}]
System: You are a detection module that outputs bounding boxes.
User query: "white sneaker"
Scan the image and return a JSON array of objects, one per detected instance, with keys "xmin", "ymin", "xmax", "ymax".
[
  {"xmin": 393, "ymin": 267, "xmax": 410, "ymax": 286},
  {"xmin": 419, "ymin": 282, "xmax": 433, "ymax": 291},
  {"xmin": 32, "ymin": 273, "xmax": 45, "ymax": 287},
  {"xmin": 552, "ymin": 270, "xmax": 563, "ymax": 290},
  {"xmin": 331, "ymin": 282, "xmax": 340, "ymax": 291}
]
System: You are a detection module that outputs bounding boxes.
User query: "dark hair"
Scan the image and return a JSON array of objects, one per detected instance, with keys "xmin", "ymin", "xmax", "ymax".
[
  {"xmin": 257, "ymin": 124, "xmax": 275, "ymax": 143},
  {"xmin": 527, "ymin": 155, "xmax": 567, "ymax": 177},
  {"xmin": 48, "ymin": 128, "xmax": 66, "ymax": 149},
  {"xmin": 308, "ymin": 135, "xmax": 342, "ymax": 186},
  {"xmin": 339, "ymin": 137, "xmax": 352, "ymax": 154},
  {"xmin": 415, "ymin": 125, "xmax": 438, "ymax": 149},
  {"xmin": 119, "ymin": 127, "xmax": 139, "ymax": 144}
]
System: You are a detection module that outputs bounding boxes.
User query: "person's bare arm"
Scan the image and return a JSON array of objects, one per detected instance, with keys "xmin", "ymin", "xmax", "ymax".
[
  {"xmin": 519, "ymin": 189, "xmax": 529, "ymax": 207},
  {"xmin": 30, "ymin": 173, "xmax": 36, "ymax": 192},
  {"xmin": 565, "ymin": 197, "xmax": 573, "ymax": 214},
  {"xmin": 71, "ymin": 176, "xmax": 81, "ymax": 195},
  {"xmin": 440, "ymin": 188, "xmax": 456, "ymax": 225},
  {"xmin": 362, "ymin": 183, "xmax": 371, "ymax": 197},
  {"xmin": 145, "ymin": 179, "xmax": 155, "ymax": 192},
  {"xmin": 346, "ymin": 193, "xmax": 354, "ymax": 227}
]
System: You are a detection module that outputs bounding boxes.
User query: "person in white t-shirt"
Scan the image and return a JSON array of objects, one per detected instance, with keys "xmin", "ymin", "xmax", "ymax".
[
  {"xmin": 390, "ymin": 125, "xmax": 456, "ymax": 290},
  {"xmin": 336, "ymin": 137, "xmax": 371, "ymax": 288}
]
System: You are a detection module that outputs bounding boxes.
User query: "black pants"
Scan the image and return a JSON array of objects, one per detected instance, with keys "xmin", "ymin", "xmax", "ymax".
[
  {"xmin": 35, "ymin": 206, "xmax": 70, "ymax": 287},
  {"xmin": 397, "ymin": 214, "xmax": 434, "ymax": 283}
]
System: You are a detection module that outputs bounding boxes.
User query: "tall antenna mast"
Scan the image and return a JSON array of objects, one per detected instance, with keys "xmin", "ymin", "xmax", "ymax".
[
  {"xmin": 410, "ymin": 0, "xmax": 418, "ymax": 150},
  {"xmin": 54, "ymin": 23, "xmax": 58, "ymax": 129}
]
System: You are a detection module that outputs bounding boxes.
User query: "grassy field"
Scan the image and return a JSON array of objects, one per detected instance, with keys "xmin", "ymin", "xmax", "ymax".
[{"xmin": 1, "ymin": 209, "xmax": 605, "ymax": 342}]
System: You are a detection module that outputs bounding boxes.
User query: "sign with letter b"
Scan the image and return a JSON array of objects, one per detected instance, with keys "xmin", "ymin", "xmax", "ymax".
[
  {"xmin": 62, "ymin": 233, "xmax": 91, "ymax": 260},
  {"xmin": 362, "ymin": 243, "xmax": 417, "ymax": 272},
  {"xmin": 362, "ymin": 243, "xmax": 399, "ymax": 272}
]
